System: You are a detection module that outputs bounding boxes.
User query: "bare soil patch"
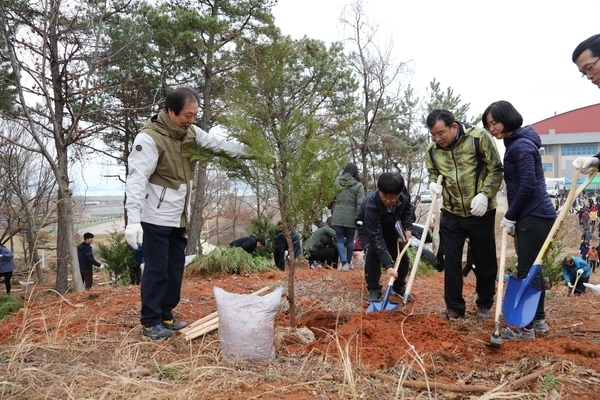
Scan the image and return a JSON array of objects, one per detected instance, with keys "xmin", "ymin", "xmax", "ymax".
[{"xmin": 0, "ymin": 206, "xmax": 599, "ymax": 399}]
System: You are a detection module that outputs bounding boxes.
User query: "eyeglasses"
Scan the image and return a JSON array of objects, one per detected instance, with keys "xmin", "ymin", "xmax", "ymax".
[
  {"xmin": 379, "ymin": 193, "xmax": 400, "ymax": 202},
  {"xmin": 485, "ymin": 120, "xmax": 499, "ymax": 131},
  {"xmin": 581, "ymin": 57, "xmax": 600, "ymax": 78}
]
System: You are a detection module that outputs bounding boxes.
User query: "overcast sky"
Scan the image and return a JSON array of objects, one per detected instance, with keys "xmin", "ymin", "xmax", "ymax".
[
  {"xmin": 79, "ymin": 0, "xmax": 600, "ymax": 196},
  {"xmin": 272, "ymin": 0, "xmax": 600, "ymax": 125}
]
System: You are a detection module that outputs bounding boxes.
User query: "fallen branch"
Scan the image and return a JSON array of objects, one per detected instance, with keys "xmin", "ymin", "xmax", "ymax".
[
  {"xmin": 366, "ymin": 370, "xmax": 494, "ymax": 392},
  {"xmin": 365, "ymin": 363, "xmax": 558, "ymax": 393},
  {"xmin": 505, "ymin": 364, "xmax": 558, "ymax": 391}
]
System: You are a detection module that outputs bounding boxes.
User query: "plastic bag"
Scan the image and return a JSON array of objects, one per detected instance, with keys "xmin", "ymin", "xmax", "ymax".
[{"xmin": 214, "ymin": 286, "xmax": 282, "ymax": 361}]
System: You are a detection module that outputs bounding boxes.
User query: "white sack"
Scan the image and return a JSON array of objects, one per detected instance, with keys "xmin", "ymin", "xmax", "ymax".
[{"xmin": 214, "ymin": 286, "xmax": 282, "ymax": 361}]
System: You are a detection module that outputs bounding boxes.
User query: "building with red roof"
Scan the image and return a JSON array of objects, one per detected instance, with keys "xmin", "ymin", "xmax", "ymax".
[{"xmin": 532, "ymin": 103, "xmax": 600, "ymax": 181}]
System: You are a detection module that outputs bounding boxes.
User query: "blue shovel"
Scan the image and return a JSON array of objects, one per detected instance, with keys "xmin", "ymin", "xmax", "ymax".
[
  {"xmin": 366, "ymin": 237, "xmax": 409, "ymax": 314},
  {"xmin": 503, "ymin": 168, "xmax": 595, "ymax": 328}
]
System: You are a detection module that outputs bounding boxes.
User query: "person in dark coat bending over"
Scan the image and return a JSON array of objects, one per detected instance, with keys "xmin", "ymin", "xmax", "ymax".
[{"xmin": 229, "ymin": 236, "xmax": 265, "ymax": 254}]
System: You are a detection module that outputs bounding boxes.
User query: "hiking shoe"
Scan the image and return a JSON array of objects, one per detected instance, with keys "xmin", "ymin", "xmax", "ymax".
[
  {"xmin": 338, "ymin": 262, "xmax": 350, "ymax": 272},
  {"xmin": 390, "ymin": 288, "xmax": 415, "ymax": 303},
  {"xmin": 162, "ymin": 319, "xmax": 188, "ymax": 331},
  {"xmin": 500, "ymin": 327, "xmax": 535, "ymax": 341},
  {"xmin": 349, "ymin": 262, "xmax": 355, "ymax": 270},
  {"xmin": 441, "ymin": 309, "xmax": 464, "ymax": 320},
  {"xmin": 142, "ymin": 324, "xmax": 174, "ymax": 340},
  {"xmin": 367, "ymin": 290, "xmax": 381, "ymax": 304},
  {"xmin": 533, "ymin": 319, "xmax": 549, "ymax": 334},
  {"xmin": 476, "ymin": 307, "xmax": 491, "ymax": 319},
  {"xmin": 310, "ymin": 261, "xmax": 322, "ymax": 269}
]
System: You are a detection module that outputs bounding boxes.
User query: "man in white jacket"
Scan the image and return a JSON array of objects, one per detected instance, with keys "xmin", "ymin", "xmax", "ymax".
[{"xmin": 125, "ymin": 87, "xmax": 246, "ymax": 340}]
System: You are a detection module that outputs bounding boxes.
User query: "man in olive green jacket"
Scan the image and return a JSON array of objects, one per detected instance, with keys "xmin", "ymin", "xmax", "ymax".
[{"xmin": 425, "ymin": 109, "xmax": 503, "ymax": 321}]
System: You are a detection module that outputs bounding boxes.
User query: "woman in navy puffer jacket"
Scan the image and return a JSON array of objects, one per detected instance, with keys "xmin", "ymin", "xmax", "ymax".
[
  {"xmin": 483, "ymin": 100, "xmax": 557, "ymax": 341},
  {"xmin": 0, "ymin": 245, "xmax": 15, "ymax": 294}
]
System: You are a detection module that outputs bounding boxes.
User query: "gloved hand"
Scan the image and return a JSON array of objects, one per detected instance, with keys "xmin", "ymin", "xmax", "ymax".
[
  {"xmin": 573, "ymin": 157, "xmax": 600, "ymax": 174},
  {"xmin": 386, "ymin": 267, "xmax": 398, "ymax": 279},
  {"xmin": 577, "ymin": 268, "xmax": 584, "ymax": 275},
  {"xmin": 500, "ymin": 217, "xmax": 516, "ymax": 234},
  {"xmin": 567, "ymin": 282, "xmax": 574, "ymax": 288},
  {"xmin": 125, "ymin": 223, "xmax": 143, "ymax": 249},
  {"xmin": 429, "ymin": 181, "xmax": 442, "ymax": 196},
  {"xmin": 470, "ymin": 193, "xmax": 488, "ymax": 217},
  {"xmin": 583, "ymin": 282, "xmax": 600, "ymax": 295}
]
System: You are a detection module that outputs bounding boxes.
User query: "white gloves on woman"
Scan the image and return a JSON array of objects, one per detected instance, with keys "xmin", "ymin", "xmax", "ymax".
[
  {"xmin": 470, "ymin": 193, "xmax": 488, "ymax": 217},
  {"xmin": 500, "ymin": 217, "xmax": 516, "ymax": 233},
  {"xmin": 573, "ymin": 157, "xmax": 600, "ymax": 174}
]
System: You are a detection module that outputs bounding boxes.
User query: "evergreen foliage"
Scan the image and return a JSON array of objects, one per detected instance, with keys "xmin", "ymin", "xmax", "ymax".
[
  {"xmin": 0, "ymin": 294, "xmax": 22, "ymax": 321},
  {"xmin": 97, "ymin": 232, "xmax": 134, "ymax": 284},
  {"xmin": 185, "ymin": 247, "xmax": 274, "ymax": 276}
]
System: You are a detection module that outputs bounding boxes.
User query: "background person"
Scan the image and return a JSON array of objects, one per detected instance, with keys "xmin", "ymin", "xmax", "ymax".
[
  {"xmin": 0, "ymin": 244, "xmax": 14, "ymax": 294},
  {"xmin": 306, "ymin": 217, "xmax": 337, "ymax": 269},
  {"xmin": 586, "ymin": 245, "xmax": 598, "ymax": 273},
  {"xmin": 355, "ymin": 172, "xmax": 414, "ymax": 303},
  {"xmin": 483, "ymin": 100, "xmax": 556, "ymax": 340},
  {"xmin": 425, "ymin": 108, "xmax": 503, "ymax": 320},
  {"xmin": 127, "ymin": 243, "xmax": 143, "ymax": 285},
  {"xmin": 332, "ymin": 162, "xmax": 365, "ymax": 271},
  {"xmin": 124, "ymin": 87, "xmax": 246, "ymax": 341},
  {"xmin": 562, "ymin": 256, "xmax": 591, "ymax": 295},
  {"xmin": 76, "ymin": 232, "xmax": 102, "ymax": 290},
  {"xmin": 229, "ymin": 236, "xmax": 265, "ymax": 254},
  {"xmin": 273, "ymin": 222, "xmax": 301, "ymax": 271}
]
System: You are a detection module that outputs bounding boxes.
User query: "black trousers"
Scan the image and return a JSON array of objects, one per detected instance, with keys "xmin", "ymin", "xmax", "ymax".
[
  {"xmin": 308, "ymin": 247, "xmax": 337, "ymax": 266},
  {"xmin": 364, "ymin": 236, "xmax": 409, "ymax": 293},
  {"xmin": 80, "ymin": 269, "xmax": 93, "ymax": 290},
  {"xmin": 130, "ymin": 265, "xmax": 142, "ymax": 285},
  {"xmin": 440, "ymin": 210, "xmax": 497, "ymax": 315},
  {"xmin": 274, "ymin": 249, "xmax": 286, "ymax": 271},
  {"xmin": 514, "ymin": 215, "xmax": 554, "ymax": 324},
  {"xmin": 140, "ymin": 222, "xmax": 186, "ymax": 327},
  {"xmin": 0, "ymin": 271, "xmax": 12, "ymax": 294}
]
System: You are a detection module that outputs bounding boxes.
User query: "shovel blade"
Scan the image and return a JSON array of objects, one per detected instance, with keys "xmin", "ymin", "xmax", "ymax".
[
  {"xmin": 366, "ymin": 300, "xmax": 399, "ymax": 314},
  {"xmin": 502, "ymin": 276, "xmax": 542, "ymax": 328}
]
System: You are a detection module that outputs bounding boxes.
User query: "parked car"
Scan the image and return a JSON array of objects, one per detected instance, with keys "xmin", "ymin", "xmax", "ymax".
[{"xmin": 420, "ymin": 190, "xmax": 432, "ymax": 203}]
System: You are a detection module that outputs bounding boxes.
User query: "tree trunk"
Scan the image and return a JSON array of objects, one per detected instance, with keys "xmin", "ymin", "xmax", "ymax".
[
  {"xmin": 187, "ymin": 163, "xmax": 208, "ymax": 255},
  {"xmin": 55, "ymin": 161, "xmax": 84, "ymax": 293}
]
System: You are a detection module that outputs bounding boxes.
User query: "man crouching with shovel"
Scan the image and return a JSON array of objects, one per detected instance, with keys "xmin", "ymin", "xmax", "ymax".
[
  {"xmin": 355, "ymin": 172, "xmax": 414, "ymax": 305},
  {"xmin": 562, "ymin": 256, "xmax": 591, "ymax": 295}
]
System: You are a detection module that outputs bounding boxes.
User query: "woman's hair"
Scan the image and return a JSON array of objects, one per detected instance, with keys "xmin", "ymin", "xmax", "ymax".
[
  {"xmin": 482, "ymin": 100, "xmax": 523, "ymax": 133},
  {"xmin": 342, "ymin": 162, "xmax": 361, "ymax": 182}
]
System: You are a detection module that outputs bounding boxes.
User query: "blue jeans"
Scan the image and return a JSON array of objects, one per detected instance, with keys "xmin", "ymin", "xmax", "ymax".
[{"xmin": 335, "ymin": 225, "xmax": 356, "ymax": 264}]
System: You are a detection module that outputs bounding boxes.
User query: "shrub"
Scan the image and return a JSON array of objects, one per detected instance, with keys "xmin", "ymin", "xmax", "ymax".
[
  {"xmin": 0, "ymin": 295, "xmax": 23, "ymax": 321},
  {"xmin": 185, "ymin": 247, "xmax": 274, "ymax": 276},
  {"xmin": 97, "ymin": 231, "xmax": 134, "ymax": 283}
]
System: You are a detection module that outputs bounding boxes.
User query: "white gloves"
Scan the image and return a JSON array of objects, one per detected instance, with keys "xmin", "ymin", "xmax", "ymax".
[
  {"xmin": 470, "ymin": 193, "xmax": 488, "ymax": 217},
  {"xmin": 577, "ymin": 268, "xmax": 584, "ymax": 275},
  {"xmin": 500, "ymin": 217, "xmax": 516, "ymax": 234},
  {"xmin": 125, "ymin": 223, "xmax": 143, "ymax": 249},
  {"xmin": 573, "ymin": 157, "xmax": 600, "ymax": 174},
  {"xmin": 429, "ymin": 181, "xmax": 442, "ymax": 196},
  {"xmin": 567, "ymin": 282, "xmax": 574, "ymax": 288}
]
